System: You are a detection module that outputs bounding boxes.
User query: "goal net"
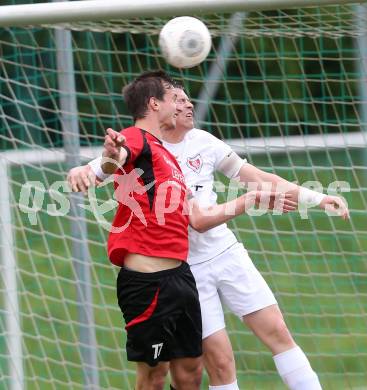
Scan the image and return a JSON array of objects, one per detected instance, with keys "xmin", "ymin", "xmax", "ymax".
[{"xmin": 1, "ymin": 1, "xmax": 366, "ymax": 389}]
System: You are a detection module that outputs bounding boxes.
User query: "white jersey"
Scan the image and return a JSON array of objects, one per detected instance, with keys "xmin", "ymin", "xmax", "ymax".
[{"xmin": 163, "ymin": 128, "xmax": 243, "ymax": 265}]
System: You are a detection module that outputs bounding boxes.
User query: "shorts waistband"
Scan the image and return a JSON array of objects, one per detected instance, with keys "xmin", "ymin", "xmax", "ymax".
[{"xmin": 118, "ymin": 261, "xmax": 189, "ymax": 280}]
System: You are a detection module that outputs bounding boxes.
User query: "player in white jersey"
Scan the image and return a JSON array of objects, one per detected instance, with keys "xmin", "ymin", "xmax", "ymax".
[{"xmin": 68, "ymin": 87, "xmax": 348, "ymax": 390}]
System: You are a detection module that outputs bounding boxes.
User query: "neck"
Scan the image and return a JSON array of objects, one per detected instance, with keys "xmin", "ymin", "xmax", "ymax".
[
  {"xmin": 162, "ymin": 127, "xmax": 191, "ymax": 144},
  {"xmin": 135, "ymin": 118, "xmax": 162, "ymax": 140}
]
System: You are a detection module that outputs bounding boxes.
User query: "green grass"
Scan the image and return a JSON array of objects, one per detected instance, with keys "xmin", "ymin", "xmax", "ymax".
[{"xmin": 1, "ymin": 149, "xmax": 366, "ymax": 389}]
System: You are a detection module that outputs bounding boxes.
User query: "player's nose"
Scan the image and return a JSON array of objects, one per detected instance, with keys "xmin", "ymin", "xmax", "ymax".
[{"xmin": 186, "ymin": 100, "xmax": 194, "ymax": 109}]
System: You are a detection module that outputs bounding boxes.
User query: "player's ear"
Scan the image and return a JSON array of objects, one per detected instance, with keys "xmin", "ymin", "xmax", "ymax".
[{"xmin": 148, "ymin": 97, "xmax": 160, "ymax": 112}]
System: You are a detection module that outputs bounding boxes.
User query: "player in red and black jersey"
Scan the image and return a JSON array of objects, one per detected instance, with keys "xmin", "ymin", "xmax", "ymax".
[
  {"xmin": 107, "ymin": 125, "xmax": 189, "ymax": 266},
  {"xmin": 68, "ymin": 71, "xmax": 297, "ymax": 390},
  {"xmin": 101, "ymin": 72, "xmax": 253, "ymax": 390}
]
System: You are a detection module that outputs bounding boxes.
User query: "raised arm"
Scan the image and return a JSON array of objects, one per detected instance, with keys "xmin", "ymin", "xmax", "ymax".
[
  {"xmin": 67, "ymin": 128, "xmax": 125, "ymax": 192},
  {"xmin": 208, "ymin": 131, "xmax": 349, "ymax": 220},
  {"xmin": 101, "ymin": 128, "xmax": 128, "ymax": 174}
]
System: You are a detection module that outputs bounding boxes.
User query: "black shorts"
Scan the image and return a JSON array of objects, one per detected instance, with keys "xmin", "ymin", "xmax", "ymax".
[{"xmin": 116, "ymin": 261, "xmax": 202, "ymax": 366}]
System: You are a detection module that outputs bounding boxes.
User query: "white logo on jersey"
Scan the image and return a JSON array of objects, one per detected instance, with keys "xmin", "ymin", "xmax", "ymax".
[
  {"xmin": 186, "ymin": 154, "xmax": 203, "ymax": 173},
  {"xmin": 152, "ymin": 343, "xmax": 163, "ymax": 359}
]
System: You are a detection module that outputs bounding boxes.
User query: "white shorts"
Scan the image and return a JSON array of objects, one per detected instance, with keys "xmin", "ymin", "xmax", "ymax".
[{"xmin": 190, "ymin": 243, "xmax": 277, "ymax": 339}]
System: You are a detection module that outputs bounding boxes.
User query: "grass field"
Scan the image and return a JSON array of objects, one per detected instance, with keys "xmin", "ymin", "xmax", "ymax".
[{"xmin": 1, "ymin": 148, "xmax": 366, "ymax": 389}]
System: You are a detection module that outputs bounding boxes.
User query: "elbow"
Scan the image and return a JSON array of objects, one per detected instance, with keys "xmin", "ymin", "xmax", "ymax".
[
  {"xmin": 190, "ymin": 218, "xmax": 208, "ymax": 233},
  {"xmin": 195, "ymin": 224, "xmax": 208, "ymax": 233}
]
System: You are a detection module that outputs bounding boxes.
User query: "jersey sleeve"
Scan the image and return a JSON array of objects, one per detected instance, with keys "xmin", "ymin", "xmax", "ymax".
[
  {"xmin": 206, "ymin": 132, "xmax": 247, "ymax": 178},
  {"xmin": 120, "ymin": 127, "xmax": 144, "ymax": 164},
  {"xmin": 208, "ymin": 134, "xmax": 233, "ymax": 169}
]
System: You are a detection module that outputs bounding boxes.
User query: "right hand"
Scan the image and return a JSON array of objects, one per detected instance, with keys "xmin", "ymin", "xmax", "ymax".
[
  {"xmin": 245, "ymin": 191, "xmax": 297, "ymax": 213},
  {"xmin": 67, "ymin": 164, "xmax": 99, "ymax": 193},
  {"xmin": 103, "ymin": 128, "xmax": 126, "ymax": 163}
]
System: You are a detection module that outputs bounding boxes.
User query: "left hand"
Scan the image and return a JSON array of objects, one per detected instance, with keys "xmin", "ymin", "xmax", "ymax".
[
  {"xmin": 67, "ymin": 164, "xmax": 101, "ymax": 193},
  {"xmin": 319, "ymin": 195, "xmax": 349, "ymax": 220}
]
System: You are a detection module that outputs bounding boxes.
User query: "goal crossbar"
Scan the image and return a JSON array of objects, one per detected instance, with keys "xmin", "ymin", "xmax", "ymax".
[
  {"xmin": 0, "ymin": 0, "xmax": 366, "ymax": 27},
  {"xmin": 1, "ymin": 131, "xmax": 366, "ymax": 166}
]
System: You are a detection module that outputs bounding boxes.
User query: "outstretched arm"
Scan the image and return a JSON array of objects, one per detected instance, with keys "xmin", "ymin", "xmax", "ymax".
[
  {"xmin": 237, "ymin": 163, "xmax": 349, "ymax": 220},
  {"xmin": 188, "ymin": 191, "xmax": 297, "ymax": 233}
]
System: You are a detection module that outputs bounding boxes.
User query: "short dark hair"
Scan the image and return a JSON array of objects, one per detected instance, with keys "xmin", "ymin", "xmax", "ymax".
[
  {"xmin": 123, "ymin": 70, "xmax": 175, "ymax": 121},
  {"xmin": 172, "ymin": 81, "xmax": 184, "ymax": 90}
]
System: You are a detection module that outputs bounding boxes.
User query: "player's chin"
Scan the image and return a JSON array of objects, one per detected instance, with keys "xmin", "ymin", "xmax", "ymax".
[{"xmin": 185, "ymin": 117, "xmax": 194, "ymax": 128}]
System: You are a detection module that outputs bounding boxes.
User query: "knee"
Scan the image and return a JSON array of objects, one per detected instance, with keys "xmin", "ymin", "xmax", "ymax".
[
  {"xmin": 147, "ymin": 375, "xmax": 166, "ymax": 390},
  {"xmin": 145, "ymin": 367, "xmax": 169, "ymax": 390},
  {"xmin": 150, "ymin": 374, "xmax": 166, "ymax": 390},
  {"xmin": 191, "ymin": 364, "xmax": 203, "ymax": 387},
  {"xmin": 174, "ymin": 362, "xmax": 203, "ymax": 388},
  {"xmin": 268, "ymin": 319, "xmax": 295, "ymax": 350},
  {"xmin": 205, "ymin": 350, "xmax": 236, "ymax": 383}
]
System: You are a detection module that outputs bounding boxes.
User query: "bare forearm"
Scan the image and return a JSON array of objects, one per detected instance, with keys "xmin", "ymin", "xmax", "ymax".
[
  {"xmin": 262, "ymin": 172, "xmax": 299, "ymax": 199},
  {"xmin": 238, "ymin": 165, "xmax": 329, "ymax": 210},
  {"xmin": 189, "ymin": 195, "xmax": 246, "ymax": 233},
  {"xmin": 239, "ymin": 166, "xmax": 299, "ymax": 200}
]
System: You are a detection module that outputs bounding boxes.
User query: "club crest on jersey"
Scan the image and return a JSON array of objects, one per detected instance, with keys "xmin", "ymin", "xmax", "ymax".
[{"xmin": 186, "ymin": 154, "xmax": 203, "ymax": 173}]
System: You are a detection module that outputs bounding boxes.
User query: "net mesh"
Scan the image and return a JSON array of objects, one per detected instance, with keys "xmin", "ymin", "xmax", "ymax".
[{"xmin": 1, "ymin": 2, "xmax": 367, "ymax": 389}]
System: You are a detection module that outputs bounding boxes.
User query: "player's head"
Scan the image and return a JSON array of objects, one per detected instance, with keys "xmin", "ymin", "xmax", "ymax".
[
  {"xmin": 172, "ymin": 85, "xmax": 194, "ymax": 132},
  {"xmin": 123, "ymin": 70, "xmax": 178, "ymax": 129}
]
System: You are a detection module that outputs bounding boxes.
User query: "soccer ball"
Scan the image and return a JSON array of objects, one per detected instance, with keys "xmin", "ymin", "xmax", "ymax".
[{"xmin": 159, "ymin": 16, "xmax": 212, "ymax": 69}]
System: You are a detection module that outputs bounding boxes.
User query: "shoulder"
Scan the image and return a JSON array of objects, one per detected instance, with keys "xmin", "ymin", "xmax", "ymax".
[
  {"xmin": 187, "ymin": 128, "xmax": 227, "ymax": 149},
  {"xmin": 187, "ymin": 128, "xmax": 217, "ymax": 143},
  {"xmin": 189, "ymin": 128, "xmax": 231, "ymax": 151},
  {"xmin": 121, "ymin": 126, "xmax": 145, "ymax": 147},
  {"xmin": 121, "ymin": 126, "xmax": 142, "ymax": 137},
  {"xmin": 120, "ymin": 127, "xmax": 145, "ymax": 160}
]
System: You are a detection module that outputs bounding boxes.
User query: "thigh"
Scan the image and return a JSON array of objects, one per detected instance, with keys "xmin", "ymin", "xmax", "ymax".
[
  {"xmin": 169, "ymin": 266, "xmax": 203, "ymax": 360},
  {"xmin": 190, "ymin": 261, "xmax": 226, "ymax": 339},
  {"xmin": 217, "ymin": 244, "xmax": 277, "ymax": 318}
]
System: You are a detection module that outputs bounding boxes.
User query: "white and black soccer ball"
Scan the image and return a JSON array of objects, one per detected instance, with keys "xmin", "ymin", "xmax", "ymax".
[{"xmin": 159, "ymin": 16, "xmax": 212, "ymax": 69}]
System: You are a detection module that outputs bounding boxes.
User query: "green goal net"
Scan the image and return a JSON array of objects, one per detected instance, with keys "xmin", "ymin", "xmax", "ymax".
[{"xmin": 0, "ymin": 1, "xmax": 367, "ymax": 389}]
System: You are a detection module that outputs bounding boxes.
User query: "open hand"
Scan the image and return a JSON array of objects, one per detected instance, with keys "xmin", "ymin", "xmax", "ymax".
[{"xmin": 320, "ymin": 195, "xmax": 349, "ymax": 220}]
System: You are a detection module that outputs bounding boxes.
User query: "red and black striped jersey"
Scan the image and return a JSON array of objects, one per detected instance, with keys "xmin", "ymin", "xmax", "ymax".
[{"xmin": 108, "ymin": 126, "xmax": 189, "ymax": 266}]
